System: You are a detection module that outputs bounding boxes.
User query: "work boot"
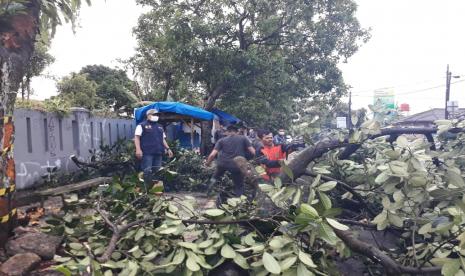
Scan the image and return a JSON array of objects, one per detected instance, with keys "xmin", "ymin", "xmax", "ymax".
[{"xmin": 206, "ymin": 178, "xmax": 217, "ymax": 197}]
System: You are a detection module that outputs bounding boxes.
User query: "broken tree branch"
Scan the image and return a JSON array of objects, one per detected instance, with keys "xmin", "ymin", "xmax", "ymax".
[
  {"xmin": 304, "ymin": 172, "xmax": 377, "ymax": 217},
  {"xmin": 334, "ymin": 229, "xmax": 441, "ymax": 275},
  {"xmin": 95, "ymin": 199, "xmax": 278, "ymax": 263}
]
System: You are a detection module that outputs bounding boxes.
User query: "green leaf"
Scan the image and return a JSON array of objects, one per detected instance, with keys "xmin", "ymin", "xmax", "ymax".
[
  {"xmin": 274, "ymin": 177, "xmax": 282, "ymax": 189},
  {"xmin": 255, "ymin": 166, "xmax": 266, "ymax": 175},
  {"xmin": 135, "ymin": 228, "xmax": 145, "ymax": 241},
  {"xmin": 388, "ymin": 161, "xmax": 408, "ymax": 177},
  {"xmin": 396, "ymin": 136, "xmax": 409, "ymax": 147},
  {"xmin": 418, "ymin": 223, "xmax": 432, "ymax": 235},
  {"xmin": 263, "ymin": 252, "xmax": 281, "ymax": 274},
  {"xmin": 300, "ymin": 203, "xmax": 319, "ymax": 218},
  {"xmin": 410, "ymin": 176, "xmax": 427, "ymax": 187},
  {"xmin": 326, "ymin": 218, "xmax": 349, "ymax": 231},
  {"xmin": 318, "ymin": 181, "xmax": 337, "ymax": 192},
  {"xmin": 384, "ymin": 149, "xmax": 401, "ymax": 159},
  {"xmin": 186, "ymin": 250, "xmax": 212, "ymax": 269},
  {"xmin": 55, "ymin": 266, "xmax": 72, "ymax": 276},
  {"xmin": 269, "ymin": 237, "xmax": 285, "ymax": 250},
  {"xmin": 442, "ymin": 259, "xmax": 460, "ymax": 276},
  {"xmin": 198, "ymin": 239, "xmax": 214, "ymax": 249},
  {"xmin": 53, "ymin": 255, "xmax": 71, "ymax": 263},
  {"xmin": 318, "ymin": 223, "xmax": 338, "ymax": 245},
  {"xmin": 233, "ymin": 253, "xmax": 250, "ymax": 269},
  {"xmin": 172, "ymin": 249, "xmax": 186, "ymax": 265},
  {"xmin": 282, "ymin": 164, "xmax": 294, "ymax": 180},
  {"xmin": 168, "ymin": 204, "xmax": 179, "ymax": 213},
  {"xmin": 318, "ymin": 192, "xmax": 332, "ymax": 210},
  {"xmin": 280, "ymin": 256, "xmax": 297, "ymax": 271},
  {"xmin": 143, "ymin": 251, "xmax": 159, "ymax": 261},
  {"xmin": 178, "ymin": 242, "xmax": 198, "ymax": 250},
  {"xmin": 297, "ymin": 263, "xmax": 313, "ymax": 276},
  {"xmin": 204, "ymin": 209, "xmax": 225, "ymax": 217},
  {"xmin": 128, "ymin": 245, "xmax": 139, "ymax": 253},
  {"xmin": 186, "ymin": 256, "xmax": 200, "ymax": 272},
  {"xmin": 292, "ymin": 188, "xmax": 302, "ymax": 206},
  {"xmin": 375, "ymin": 171, "xmax": 390, "ymax": 184},
  {"xmin": 69, "ymin": 242, "xmax": 83, "ymax": 251},
  {"xmin": 447, "ymin": 171, "xmax": 465, "ymax": 188},
  {"xmin": 221, "ymin": 244, "xmax": 236, "ymax": 259},
  {"xmin": 298, "ymin": 250, "xmax": 317, "ymax": 268},
  {"xmin": 159, "ymin": 227, "xmax": 178, "ymax": 235},
  {"xmin": 388, "ymin": 213, "xmax": 403, "ymax": 227},
  {"xmin": 311, "ymin": 175, "xmax": 321, "ymax": 187}
]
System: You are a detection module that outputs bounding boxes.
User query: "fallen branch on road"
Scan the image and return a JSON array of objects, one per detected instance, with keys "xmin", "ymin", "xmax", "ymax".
[{"xmin": 334, "ymin": 228, "xmax": 441, "ymax": 275}]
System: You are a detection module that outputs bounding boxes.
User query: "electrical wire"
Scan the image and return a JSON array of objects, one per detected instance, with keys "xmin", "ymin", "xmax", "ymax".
[{"xmin": 351, "ymin": 79, "xmax": 465, "ymax": 98}]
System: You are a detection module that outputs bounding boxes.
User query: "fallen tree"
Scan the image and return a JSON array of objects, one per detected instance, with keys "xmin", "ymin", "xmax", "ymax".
[{"xmin": 40, "ymin": 119, "xmax": 465, "ymax": 275}]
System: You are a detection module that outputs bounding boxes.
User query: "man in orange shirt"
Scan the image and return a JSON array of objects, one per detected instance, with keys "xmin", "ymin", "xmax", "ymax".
[
  {"xmin": 256, "ymin": 129, "xmax": 287, "ymax": 181},
  {"xmin": 255, "ymin": 129, "xmax": 305, "ymax": 181}
]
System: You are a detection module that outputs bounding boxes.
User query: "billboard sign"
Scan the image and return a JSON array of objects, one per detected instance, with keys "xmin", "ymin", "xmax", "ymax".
[{"xmin": 374, "ymin": 88, "xmax": 395, "ymax": 109}]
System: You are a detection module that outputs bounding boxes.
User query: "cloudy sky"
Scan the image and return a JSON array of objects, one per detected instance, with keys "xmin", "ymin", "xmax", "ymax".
[{"xmin": 32, "ymin": 0, "xmax": 465, "ymax": 114}]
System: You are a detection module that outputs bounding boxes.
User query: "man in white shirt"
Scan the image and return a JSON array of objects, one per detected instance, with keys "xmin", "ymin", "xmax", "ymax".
[{"xmin": 134, "ymin": 109, "xmax": 173, "ymax": 188}]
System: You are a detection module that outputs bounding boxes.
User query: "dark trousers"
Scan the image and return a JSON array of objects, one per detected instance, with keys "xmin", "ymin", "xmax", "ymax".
[
  {"xmin": 141, "ymin": 154, "xmax": 163, "ymax": 189},
  {"xmin": 212, "ymin": 165, "xmax": 245, "ymax": 196}
]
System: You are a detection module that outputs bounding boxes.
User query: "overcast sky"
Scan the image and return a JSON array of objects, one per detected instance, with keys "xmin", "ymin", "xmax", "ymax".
[{"xmin": 32, "ymin": 0, "xmax": 465, "ymax": 115}]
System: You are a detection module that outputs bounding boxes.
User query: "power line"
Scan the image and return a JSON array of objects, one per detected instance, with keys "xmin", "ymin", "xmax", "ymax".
[
  {"xmin": 349, "ymin": 77, "xmax": 450, "ymax": 95},
  {"xmin": 351, "ymin": 79, "xmax": 465, "ymax": 98}
]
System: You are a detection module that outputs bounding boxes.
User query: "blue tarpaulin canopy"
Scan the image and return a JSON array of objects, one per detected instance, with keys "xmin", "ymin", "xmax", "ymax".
[
  {"xmin": 134, "ymin": 101, "xmax": 215, "ymax": 124},
  {"xmin": 211, "ymin": 108, "xmax": 241, "ymax": 125}
]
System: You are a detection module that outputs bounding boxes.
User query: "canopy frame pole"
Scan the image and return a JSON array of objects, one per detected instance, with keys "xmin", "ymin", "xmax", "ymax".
[{"xmin": 190, "ymin": 118, "xmax": 195, "ymax": 150}]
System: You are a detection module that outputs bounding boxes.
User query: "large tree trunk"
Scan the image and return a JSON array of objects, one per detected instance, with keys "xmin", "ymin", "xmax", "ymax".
[
  {"xmin": 201, "ymin": 84, "xmax": 225, "ymax": 155},
  {"xmin": 0, "ymin": 0, "xmax": 40, "ymax": 245},
  {"xmin": 162, "ymin": 72, "xmax": 172, "ymax": 101},
  {"xmin": 200, "ymin": 121, "xmax": 213, "ymax": 155}
]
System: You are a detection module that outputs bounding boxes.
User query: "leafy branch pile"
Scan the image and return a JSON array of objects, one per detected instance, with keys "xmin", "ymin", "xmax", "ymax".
[
  {"xmin": 44, "ymin": 176, "xmax": 335, "ymax": 276},
  {"xmin": 41, "ymin": 118, "xmax": 465, "ymax": 275}
]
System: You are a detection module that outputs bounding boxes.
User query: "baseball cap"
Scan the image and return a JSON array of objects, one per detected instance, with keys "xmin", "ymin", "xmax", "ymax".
[{"xmin": 146, "ymin": 109, "xmax": 159, "ymax": 116}]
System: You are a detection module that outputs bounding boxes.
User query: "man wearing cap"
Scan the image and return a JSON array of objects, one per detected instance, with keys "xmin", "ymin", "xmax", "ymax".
[
  {"xmin": 134, "ymin": 109, "xmax": 173, "ymax": 188},
  {"xmin": 205, "ymin": 125, "xmax": 255, "ymax": 197}
]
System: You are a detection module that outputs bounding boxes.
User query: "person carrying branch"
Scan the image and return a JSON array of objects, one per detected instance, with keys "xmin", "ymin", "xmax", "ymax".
[
  {"xmin": 256, "ymin": 129, "xmax": 304, "ymax": 181},
  {"xmin": 134, "ymin": 109, "xmax": 173, "ymax": 191},
  {"xmin": 205, "ymin": 125, "xmax": 255, "ymax": 197}
]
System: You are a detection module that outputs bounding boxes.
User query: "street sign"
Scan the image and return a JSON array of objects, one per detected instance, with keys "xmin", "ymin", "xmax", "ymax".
[{"xmin": 336, "ymin": 117, "xmax": 347, "ymax": 129}]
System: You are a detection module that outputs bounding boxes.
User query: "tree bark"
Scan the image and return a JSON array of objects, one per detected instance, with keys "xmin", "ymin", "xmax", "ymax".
[
  {"xmin": 0, "ymin": 0, "xmax": 41, "ymax": 245},
  {"xmin": 162, "ymin": 72, "xmax": 172, "ymax": 101},
  {"xmin": 204, "ymin": 84, "xmax": 225, "ymax": 111},
  {"xmin": 201, "ymin": 84, "xmax": 226, "ymax": 155},
  {"xmin": 281, "ymin": 127, "xmax": 440, "ymax": 181}
]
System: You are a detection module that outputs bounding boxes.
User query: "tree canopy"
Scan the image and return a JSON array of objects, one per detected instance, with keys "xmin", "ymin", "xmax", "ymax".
[
  {"xmin": 56, "ymin": 73, "xmax": 98, "ymax": 110},
  {"xmin": 132, "ymin": 0, "xmax": 369, "ymax": 127},
  {"xmin": 54, "ymin": 65, "xmax": 138, "ymax": 113},
  {"xmin": 80, "ymin": 65, "xmax": 138, "ymax": 112}
]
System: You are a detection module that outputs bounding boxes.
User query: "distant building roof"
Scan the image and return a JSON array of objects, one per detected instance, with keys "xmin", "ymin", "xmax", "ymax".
[{"xmin": 396, "ymin": 108, "xmax": 465, "ymax": 124}]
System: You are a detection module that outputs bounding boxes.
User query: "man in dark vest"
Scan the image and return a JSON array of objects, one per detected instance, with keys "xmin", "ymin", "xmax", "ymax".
[{"xmin": 134, "ymin": 109, "xmax": 173, "ymax": 188}]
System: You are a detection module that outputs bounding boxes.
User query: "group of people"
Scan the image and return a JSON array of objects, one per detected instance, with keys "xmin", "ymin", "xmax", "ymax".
[
  {"xmin": 134, "ymin": 108, "xmax": 301, "ymax": 197},
  {"xmin": 206, "ymin": 125, "xmax": 298, "ymax": 197}
]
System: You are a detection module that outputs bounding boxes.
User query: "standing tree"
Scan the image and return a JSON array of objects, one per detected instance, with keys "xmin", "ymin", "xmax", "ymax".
[
  {"xmin": 80, "ymin": 65, "xmax": 138, "ymax": 113},
  {"xmin": 19, "ymin": 40, "xmax": 55, "ymax": 100},
  {"xmin": 56, "ymin": 73, "xmax": 98, "ymax": 110},
  {"xmin": 0, "ymin": 0, "xmax": 89, "ymax": 243},
  {"xmin": 133, "ymin": 0, "xmax": 369, "ymax": 153}
]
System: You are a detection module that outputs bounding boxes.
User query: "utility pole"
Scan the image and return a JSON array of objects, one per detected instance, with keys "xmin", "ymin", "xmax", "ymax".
[
  {"xmin": 445, "ymin": 64, "xmax": 451, "ymax": 119},
  {"xmin": 348, "ymin": 91, "xmax": 353, "ymax": 130}
]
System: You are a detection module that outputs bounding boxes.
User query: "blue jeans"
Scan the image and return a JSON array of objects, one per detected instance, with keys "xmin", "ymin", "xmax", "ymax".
[{"xmin": 141, "ymin": 154, "xmax": 163, "ymax": 189}]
